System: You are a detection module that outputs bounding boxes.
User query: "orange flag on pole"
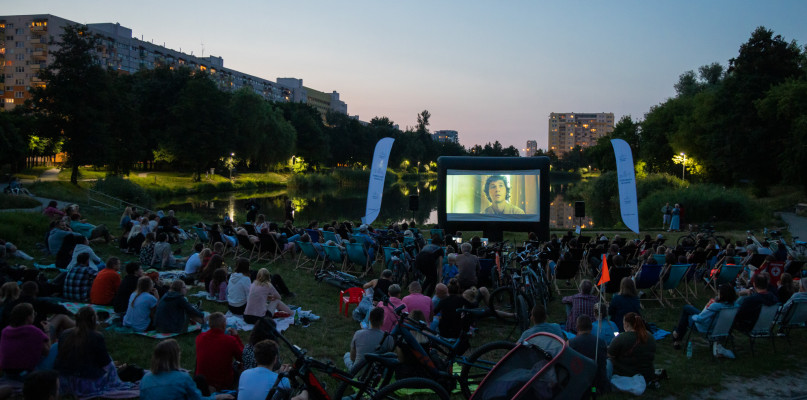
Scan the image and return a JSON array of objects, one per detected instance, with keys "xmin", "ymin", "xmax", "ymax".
[{"xmin": 598, "ymin": 254, "xmax": 610, "ymax": 286}]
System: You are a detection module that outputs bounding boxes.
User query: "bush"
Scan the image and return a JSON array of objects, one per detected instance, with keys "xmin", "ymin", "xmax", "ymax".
[
  {"xmin": 0, "ymin": 212, "xmax": 50, "ymax": 244},
  {"xmin": 639, "ymin": 185, "xmax": 752, "ymax": 229},
  {"xmin": 92, "ymin": 176, "xmax": 154, "ymax": 208},
  {"xmin": 288, "ymin": 173, "xmax": 338, "ymax": 190}
]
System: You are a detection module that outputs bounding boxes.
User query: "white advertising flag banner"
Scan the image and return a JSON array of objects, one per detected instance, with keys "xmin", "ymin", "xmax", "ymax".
[
  {"xmin": 611, "ymin": 139, "xmax": 640, "ymax": 234},
  {"xmin": 362, "ymin": 137, "xmax": 395, "ymax": 225}
]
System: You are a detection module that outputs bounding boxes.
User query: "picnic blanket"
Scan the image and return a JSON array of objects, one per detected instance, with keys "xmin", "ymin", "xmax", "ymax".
[
  {"xmin": 33, "ymin": 262, "xmax": 67, "ymax": 273},
  {"xmin": 60, "ymin": 302, "xmax": 115, "ymax": 319},
  {"xmin": 107, "ymin": 323, "xmax": 203, "ymax": 339}
]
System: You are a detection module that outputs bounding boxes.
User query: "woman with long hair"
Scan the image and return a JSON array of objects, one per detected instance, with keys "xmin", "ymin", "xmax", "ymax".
[
  {"xmin": 123, "ymin": 276, "xmax": 159, "ymax": 332},
  {"xmin": 140, "ymin": 339, "xmax": 233, "ymax": 400},
  {"xmin": 607, "ymin": 312, "xmax": 656, "ymax": 382},
  {"xmin": 608, "ymin": 277, "xmax": 642, "ymax": 332},
  {"xmin": 0, "ymin": 282, "xmax": 20, "ymax": 309},
  {"xmin": 200, "ymin": 254, "xmax": 224, "ymax": 293},
  {"xmin": 210, "ymin": 269, "xmax": 229, "ymax": 302},
  {"xmin": 244, "ymin": 268, "xmax": 292, "ymax": 324},
  {"xmin": 139, "ymin": 232, "xmax": 157, "ymax": 266},
  {"xmin": 56, "ymin": 306, "xmax": 134, "ymax": 398}
]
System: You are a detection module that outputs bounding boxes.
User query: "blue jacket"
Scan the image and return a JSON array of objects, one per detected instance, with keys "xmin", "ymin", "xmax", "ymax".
[{"xmin": 140, "ymin": 370, "xmax": 214, "ymax": 400}]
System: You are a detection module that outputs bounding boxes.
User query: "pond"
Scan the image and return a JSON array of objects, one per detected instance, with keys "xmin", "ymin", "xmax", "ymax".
[{"xmin": 156, "ymin": 179, "xmax": 594, "ymax": 230}]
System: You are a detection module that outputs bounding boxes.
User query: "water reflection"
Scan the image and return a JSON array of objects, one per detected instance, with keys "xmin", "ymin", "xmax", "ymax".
[{"xmin": 158, "ymin": 180, "xmax": 591, "ymax": 229}]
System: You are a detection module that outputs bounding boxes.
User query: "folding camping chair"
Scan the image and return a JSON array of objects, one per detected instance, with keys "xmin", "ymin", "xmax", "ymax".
[
  {"xmin": 776, "ymin": 300, "xmax": 807, "ymax": 344},
  {"xmin": 322, "ymin": 230, "xmax": 339, "ymax": 244},
  {"xmin": 684, "ymin": 306, "xmax": 739, "ymax": 358},
  {"xmin": 659, "ymin": 264, "xmax": 690, "ymax": 307},
  {"xmin": 346, "ymin": 242, "xmax": 372, "ymax": 276},
  {"xmin": 553, "ymin": 259, "xmax": 580, "ymax": 295},
  {"xmin": 234, "ymin": 234, "xmax": 261, "ymax": 262},
  {"xmin": 305, "ymin": 229, "xmax": 322, "ymax": 244},
  {"xmin": 705, "ymin": 264, "xmax": 744, "ymax": 295},
  {"xmin": 634, "ymin": 264, "xmax": 664, "ymax": 307},
  {"xmin": 323, "ymin": 244, "xmax": 347, "ymax": 271},
  {"xmin": 743, "ymin": 304, "xmax": 779, "ymax": 355}
]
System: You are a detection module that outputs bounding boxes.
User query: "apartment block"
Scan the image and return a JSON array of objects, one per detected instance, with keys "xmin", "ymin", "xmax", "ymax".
[
  {"xmin": 525, "ymin": 140, "xmax": 538, "ymax": 157},
  {"xmin": 0, "ymin": 14, "xmax": 346, "ymax": 115},
  {"xmin": 548, "ymin": 112, "xmax": 614, "ymax": 157},
  {"xmin": 276, "ymin": 77, "xmax": 347, "ymax": 121},
  {"xmin": 432, "ymin": 130, "xmax": 458, "ymax": 143}
]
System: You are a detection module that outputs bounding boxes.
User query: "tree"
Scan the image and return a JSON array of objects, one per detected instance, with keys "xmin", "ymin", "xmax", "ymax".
[
  {"xmin": 231, "ymin": 89, "xmax": 295, "ymax": 170},
  {"xmin": 0, "ymin": 110, "xmax": 31, "ymax": 172},
  {"xmin": 416, "ymin": 110, "xmax": 431, "ymax": 135},
  {"xmin": 276, "ymin": 102, "xmax": 329, "ymax": 168},
  {"xmin": 30, "ymin": 24, "xmax": 108, "ymax": 184}
]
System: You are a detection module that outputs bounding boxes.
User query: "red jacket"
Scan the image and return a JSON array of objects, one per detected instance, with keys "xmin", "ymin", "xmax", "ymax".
[
  {"xmin": 195, "ymin": 328, "xmax": 244, "ymax": 390},
  {"xmin": 90, "ymin": 268, "xmax": 121, "ymax": 305}
]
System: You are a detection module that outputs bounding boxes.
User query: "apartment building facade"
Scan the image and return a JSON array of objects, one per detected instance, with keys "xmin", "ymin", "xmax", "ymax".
[
  {"xmin": 0, "ymin": 14, "xmax": 346, "ymax": 117},
  {"xmin": 432, "ymin": 130, "xmax": 458, "ymax": 143},
  {"xmin": 547, "ymin": 112, "xmax": 614, "ymax": 157},
  {"xmin": 525, "ymin": 140, "xmax": 538, "ymax": 157}
]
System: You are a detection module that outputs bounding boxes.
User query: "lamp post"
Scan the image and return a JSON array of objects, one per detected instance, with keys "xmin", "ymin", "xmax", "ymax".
[
  {"xmin": 680, "ymin": 152, "xmax": 686, "ymax": 180},
  {"xmin": 229, "ymin": 153, "xmax": 235, "ymax": 180}
]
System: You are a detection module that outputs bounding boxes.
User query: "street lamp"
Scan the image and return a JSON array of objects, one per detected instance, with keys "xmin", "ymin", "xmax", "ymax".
[
  {"xmin": 229, "ymin": 153, "xmax": 235, "ymax": 180},
  {"xmin": 680, "ymin": 152, "xmax": 686, "ymax": 180}
]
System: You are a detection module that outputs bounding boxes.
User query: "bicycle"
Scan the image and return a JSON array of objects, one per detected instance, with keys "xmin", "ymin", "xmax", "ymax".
[
  {"xmin": 490, "ymin": 266, "xmax": 534, "ymax": 333},
  {"xmin": 336, "ymin": 304, "xmax": 515, "ymax": 400},
  {"xmin": 677, "ymin": 226, "xmax": 728, "ymax": 249},
  {"xmin": 257, "ymin": 317, "xmax": 450, "ymax": 400}
]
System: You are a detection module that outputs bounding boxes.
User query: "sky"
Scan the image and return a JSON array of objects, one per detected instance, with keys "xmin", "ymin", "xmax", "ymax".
[{"xmin": 4, "ymin": 1, "xmax": 807, "ymax": 154}]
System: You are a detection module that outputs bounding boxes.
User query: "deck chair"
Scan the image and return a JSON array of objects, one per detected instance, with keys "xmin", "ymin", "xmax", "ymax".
[
  {"xmin": 705, "ymin": 264, "xmax": 744, "ymax": 295},
  {"xmin": 553, "ymin": 259, "xmax": 580, "ymax": 295},
  {"xmin": 746, "ymin": 253, "xmax": 767, "ymax": 267},
  {"xmin": 659, "ymin": 264, "xmax": 689, "ymax": 307},
  {"xmin": 685, "ymin": 306, "xmax": 739, "ymax": 358},
  {"xmin": 743, "ymin": 304, "xmax": 779, "ymax": 355},
  {"xmin": 234, "ymin": 234, "xmax": 261, "ymax": 262},
  {"xmin": 322, "ymin": 230, "xmax": 339, "ymax": 244},
  {"xmin": 323, "ymin": 244, "xmax": 347, "ymax": 271},
  {"xmin": 652, "ymin": 254, "xmax": 667, "ymax": 266},
  {"xmin": 383, "ymin": 247, "xmax": 396, "ymax": 269},
  {"xmin": 242, "ymin": 224, "xmax": 257, "ymax": 236},
  {"xmin": 634, "ymin": 264, "xmax": 664, "ymax": 307},
  {"xmin": 403, "ymin": 236, "xmax": 419, "ymax": 255},
  {"xmin": 207, "ymin": 230, "xmax": 232, "ymax": 255},
  {"xmin": 597, "ymin": 267, "xmax": 634, "ymax": 296},
  {"xmin": 305, "ymin": 229, "xmax": 322, "ymax": 244},
  {"xmin": 346, "ymin": 242, "xmax": 372, "ymax": 276},
  {"xmin": 776, "ymin": 300, "xmax": 807, "ymax": 344},
  {"xmin": 191, "ymin": 226, "xmax": 211, "ymax": 248},
  {"xmin": 296, "ymin": 241, "xmax": 322, "ymax": 272},
  {"xmin": 256, "ymin": 233, "xmax": 284, "ymax": 263}
]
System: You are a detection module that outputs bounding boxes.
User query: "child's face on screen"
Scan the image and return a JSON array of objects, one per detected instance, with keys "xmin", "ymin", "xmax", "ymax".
[{"xmin": 488, "ymin": 180, "xmax": 507, "ymax": 203}]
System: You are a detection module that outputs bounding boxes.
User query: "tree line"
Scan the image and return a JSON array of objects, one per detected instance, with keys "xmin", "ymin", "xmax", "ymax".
[
  {"xmin": 0, "ymin": 25, "xmax": 522, "ymax": 184},
  {"xmin": 576, "ymin": 27, "xmax": 807, "ymax": 195}
]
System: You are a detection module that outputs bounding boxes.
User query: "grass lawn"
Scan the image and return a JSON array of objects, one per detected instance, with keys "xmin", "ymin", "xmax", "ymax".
[{"xmin": 0, "ymin": 194, "xmax": 41, "ymax": 209}]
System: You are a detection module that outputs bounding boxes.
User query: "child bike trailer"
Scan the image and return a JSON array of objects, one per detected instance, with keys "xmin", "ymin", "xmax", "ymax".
[{"xmin": 470, "ymin": 332, "xmax": 596, "ymax": 400}]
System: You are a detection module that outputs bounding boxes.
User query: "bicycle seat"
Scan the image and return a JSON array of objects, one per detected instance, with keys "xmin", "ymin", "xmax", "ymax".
[{"xmin": 364, "ymin": 352, "xmax": 401, "ymax": 369}]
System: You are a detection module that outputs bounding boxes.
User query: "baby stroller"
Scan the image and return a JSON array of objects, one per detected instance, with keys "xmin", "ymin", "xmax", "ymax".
[{"xmin": 471, "ymin": 332, "xmax": 596, "ymax": 400}]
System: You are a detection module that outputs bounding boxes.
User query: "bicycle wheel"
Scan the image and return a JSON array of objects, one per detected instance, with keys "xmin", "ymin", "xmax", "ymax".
[
  {"xmin": 516, "ymin": 294, "xmax": 530, "ymax": 331},
  {"xmin": 490, "ymin": 287, "xmax": 515, "ymax": 314},
  {"xmin": 371, "ymin": 377, "xmax": 450, "ymax": 400},
  {"xmin": 459, "ymin": 340, "xmax": 517, "ymax": 399},
  {"xmin": 333, "ymin": 358, "xmax": 395, "ymax": 400}
]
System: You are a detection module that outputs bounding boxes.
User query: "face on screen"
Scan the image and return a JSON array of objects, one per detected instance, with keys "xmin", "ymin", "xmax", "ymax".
[
  {"xmin": 444, "ymin": 170, "xmax": 540, "ymax": 222},
  {"xmin": 488, "ymin": 179, "xmax": 507, "ymax": 203}
]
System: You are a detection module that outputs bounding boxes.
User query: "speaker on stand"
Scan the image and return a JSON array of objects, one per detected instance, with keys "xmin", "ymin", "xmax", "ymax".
[
  {"xmin": 574, "ymin": 201, "xmax": 585, "ymax": 233},
  {"xmin": 409, "ymin": 195, "xmax": 419, "ymax": 222}
]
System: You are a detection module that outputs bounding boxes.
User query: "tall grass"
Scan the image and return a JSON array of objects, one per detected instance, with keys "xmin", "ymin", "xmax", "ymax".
[
  {"xmin": 28, "ymin": 181, "xmax": 90, "ymax": 204},
  {"xmin": 0, "ymin": 212, "xmax": 50, "ymax": 245},
  {"xmin": 0, "ymin": 194, "xmax": 41, "ymax": 209}
]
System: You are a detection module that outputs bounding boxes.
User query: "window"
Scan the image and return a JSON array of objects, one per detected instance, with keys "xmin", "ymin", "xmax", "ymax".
[
  {"xmin": 6, "ymin": 23, "xmax": 13, "ymax": 28},
  {"xmin": 15, "ymin": 28, "xmax": 23, "ymax": 35},
  {"xmin": 15, "ymin": 79, "xmax": 23, "ymax": 85},
  {"xmin": 14, "ymin": 91, "xmax": 24, "ymax": 98},
  {"xmin": 16, "ymin": 54, "xmax": 23, "ymax": 60},
  {"xmin": 15, "ymin": 41, "xmax": 24, "ymax": 48},
  {"xmin": 5, "ymin": 35, "xmax": 13, "ymax": 40},
  {"xmin": 15, "ymin": 67, "xmax": 24, "ymax": 72},
  {"xmin": 5, "ymin": 99, "xmax": 15, "ymax": 104}
]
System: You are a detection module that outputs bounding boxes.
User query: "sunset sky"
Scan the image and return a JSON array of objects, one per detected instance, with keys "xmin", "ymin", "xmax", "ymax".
[{"xmin": 5, "ymin": 1, "xmax": 806, "ymax": 154}]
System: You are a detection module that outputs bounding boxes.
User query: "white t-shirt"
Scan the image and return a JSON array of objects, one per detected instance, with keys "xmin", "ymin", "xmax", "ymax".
[
  {"xmin": 237, "ymin": 366, "xmax": 290, "ymax": 400},
  {"xmin": 184, "ymin": 252, "xmax": 202, "ymax": 274}
]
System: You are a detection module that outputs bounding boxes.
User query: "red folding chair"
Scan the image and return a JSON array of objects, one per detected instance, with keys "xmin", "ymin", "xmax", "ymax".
[{"xmin": 339, "ymin": 287, "xmax": 364, "ymax": 317}]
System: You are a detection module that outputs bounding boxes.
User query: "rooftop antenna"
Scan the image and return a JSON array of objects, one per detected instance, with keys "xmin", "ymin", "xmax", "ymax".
[{"xmin": 201, "ymin": 41, "xmax": 205, "ymax": 57}]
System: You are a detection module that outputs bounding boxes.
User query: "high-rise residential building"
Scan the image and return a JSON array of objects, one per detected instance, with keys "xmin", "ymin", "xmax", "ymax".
[
  {"xmin": 0, "ymin": 14, "xmax": 347, "ymax": 116},
  {"xmin": 525, "ymin": 140, "xmax": 538, "ymax": 157},
  {"xmin": 432, "ymin": 130, "xmax": 459, "ymax": 143},
  {"xmin": 548, "ymin": 112, "xmax": 614, "ymax": 157},
  {"xmin": 276, "ymin": 77, "xmax": 347, "ymax": 122}
]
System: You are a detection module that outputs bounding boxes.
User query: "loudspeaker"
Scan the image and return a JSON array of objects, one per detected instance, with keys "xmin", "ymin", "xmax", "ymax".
[
  {"xmin": 574, "ymin": 201, "xmax": 585, "ymax": 218},
  {"xmin": 409, "ymin": 195, "xmax": 419, "ymax": 212}
]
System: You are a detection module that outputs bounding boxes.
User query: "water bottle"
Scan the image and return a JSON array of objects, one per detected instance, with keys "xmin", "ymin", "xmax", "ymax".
[{"xmin": 686, "ymin": 341, "xmax": 693, "ymax": 359}]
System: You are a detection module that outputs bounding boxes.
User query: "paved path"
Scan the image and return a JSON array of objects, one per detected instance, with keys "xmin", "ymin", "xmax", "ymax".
[{"xmin": 38, "ymin": 168, "xmax": 61, "ymax": 181}]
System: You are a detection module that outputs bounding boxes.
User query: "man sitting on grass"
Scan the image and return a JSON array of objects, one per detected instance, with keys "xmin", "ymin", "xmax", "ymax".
[
  {"xmin": 62, "ymin": 252, "xmax": 97, "ymax": 303},
  {"xmin": 195, "ymin": 312, "xmax": 244, "ymax": 392},
  {"xmin": 344, "ymin": 307, "xmax": 394, "ymax": 372}
]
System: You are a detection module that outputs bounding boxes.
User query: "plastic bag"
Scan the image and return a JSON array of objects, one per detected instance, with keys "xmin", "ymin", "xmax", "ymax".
[{"xmin": 611, "ymin": 374, "xmax": 646, "ymax": 396}]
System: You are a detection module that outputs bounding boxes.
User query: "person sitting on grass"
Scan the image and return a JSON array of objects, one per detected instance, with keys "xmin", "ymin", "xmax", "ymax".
[
  {"xmin": 69, "ymin": 213, "xmax": 112, "ymax": 244},
  {"xmin": 90, "ymin": 257, "xmax": 121, "ymax": 306},
  {"xmin": 562, "ymin": 279, "xmax": 598, "ymax": 333},
  {"xmin": 42, "ymin": 200, "xmax": 65, "ymax": 220},
  {"xmin": 152, "ymin": 232, "xmax": 184, "ymax": 269},
  {"xmin": 66, "ymin": 236, "xmax": 103, "ymax": 271},
  {"xmin": 671, "ymin": 283, "xmax": 738, "ymax": 349},
  {"xmin": 0, "ymin": 303, "xmax": 50, "ymax": 376},
  {"xmin": 3, "ymin": 281, "xmax": 74, "ymax": 341},
  {"xmin": 363, "ymin": 269, "xmax": 393, "ymax": 303},
  {"xmin": 591, "ymin": 303, "xmax": 618, "ymax": 346},
  {"xmin": 200, "ymin": 254, "xmax": 225, "ymax": 293},
  {"xmin": 238, "ymin": 339, "xmax": 310, "ymax": 400},
  {"xmin": 402, "ymin": 281, "xmax": 434, "ymax": 323},
  {"xmin": 125, "ymin": 224, "xmax": 145, "ymax": 255},
  {"xmin": 113, "ymin": 262, "xmax": 143, "ymax": 315},
  {"xmin": 608, "ymin": 312, "xmax": 656, "ymax": 383},
  {"xmin": 47, "ymin": 217, "xmax": 85, "ymax": 256},
  {"xmin": 195, "ymin": 312, "xmax": 244, "ymax": 392},
  {"xmin": 244, "ymin": 268, "xmax": 292, "ymax": 324},
  {"xmin": 434, "ymin": 279, "xmax": 473, "ymax": 339},
  {"xmin": 139, "ymin": 232, "xmax": 157, "ymax": 267},
  {"xmin": 344, "ymin": 307, "xmax": 394, "ymax": 372},
  {"xmin": 609, "ymin": 277, "xmax": 642, "ymax": 332},
  {"xmin": 140, "ymin": 339, "xmax": 233, "ymax": 400},
  {"xmin": 184, "ymin": 246, "xmax": 209, "ymax": 280},
  {"xmin": 62, "ymin": 252, "xmax": 97, "ymax": 303},
  {"xmin": 210, "ymin": 268, "xmax": 229, "ymax": 303},
  {"xmin": 155, "ymin": 280, "xmax": 205, "ymax": 334},
  {"xmin": 518, "ymin": 303, "xmax": 565, "ymax": 343},
  {"xmin": 56, "ymin": 306, "xmax": 134, "ymax": 398},
  {"xmin": 227, "ymin": 258, "xmax": 252, "ymax": 315},
  {"xmin": 569, "ymin": 315, "xmax": 609, "ymax": 398},
  {"xmin": 123, "ymin": 276, "xmax": 159, "ymax": 332}
]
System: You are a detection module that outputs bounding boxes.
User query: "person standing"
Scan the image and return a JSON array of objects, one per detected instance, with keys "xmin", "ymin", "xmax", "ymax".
[
  {"xmin": 661, "ymin": 203, "xmax": 673, "ymax": 230},
  {"xmin": 455, "ymin": 243, "xmax": 481, "ymax": 290},
  {"xmin": 415, "ymin": 244, "xmax": 445, "ymax": 297},
  {"xmin": 668, "ymin": 204, "xmax": 681, "ymax": 232}
]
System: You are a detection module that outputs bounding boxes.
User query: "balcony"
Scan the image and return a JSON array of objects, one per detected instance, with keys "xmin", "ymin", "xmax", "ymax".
[
  {"xmin": 32, "ymin": 50, "xmax": 47, "ymax": 60},
  {"xmin": 30, "ymin": 24, "xmax": 47, "ymax": 33},
  {"xmin": 29, "ymin": 36, "xmax": 46, "ymax": 45},
  {"xmin": 31, "ymin": 76, "xmax": 43, "ymax": 83}
]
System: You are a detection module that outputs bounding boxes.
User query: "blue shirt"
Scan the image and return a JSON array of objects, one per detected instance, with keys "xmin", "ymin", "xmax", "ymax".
[
  {"xmin": 238, "ymin": 366, "xmax": 290, "ymax": 400},
  {"xmin": 518, "ymin": 322, "xmax": 565, "ymax": 343},
  {"xmin": 123, "ymin": 292, "xmax": 157, "ymax": 332},
  {"xmin": 140, "ymin": 370, "xmax": 214, "ymax": 400}
]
